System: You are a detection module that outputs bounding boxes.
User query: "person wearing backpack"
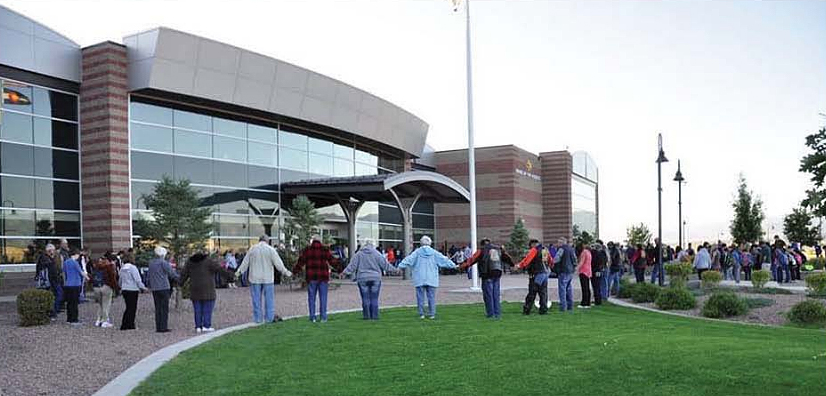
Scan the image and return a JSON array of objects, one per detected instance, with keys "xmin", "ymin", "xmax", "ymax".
[
  {"xmin": 91, "ymin": 256, "xmax": 119, "ymax": 328},
  {"xmin": 397, "ymin": 236, "xmax": 457, "ymax": 320},
  {"xmin": 607, "ymin": 242, "xmax": 623, "ymax": 297},
  {"xmin": 553, "ymin": 237, "xmax": 577, "ymax": 312},
  {"xmin": 516, "ymin": 239, "xmax": 550, "ymax": 315},
  {"xmin": 590, "ymin": 241, "xmax": 609, "ymax": 306},
  {"xmin": 463, "ymin": 238, "xmax": 513, "ymax": 318}
]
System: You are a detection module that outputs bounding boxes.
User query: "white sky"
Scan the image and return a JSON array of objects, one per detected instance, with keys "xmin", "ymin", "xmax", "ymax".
[{"xmin": 4, "ymin": 0, "xmax": 825, "ymax": 244}]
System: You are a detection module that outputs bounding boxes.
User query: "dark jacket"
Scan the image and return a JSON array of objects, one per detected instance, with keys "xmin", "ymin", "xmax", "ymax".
[
  {"xmin": 92, "ymin": 258, "xmax": 120, "ymax": 292},
  {"xmin": 36, "ymin": 253, "xmax": 61, "ymax": 284},
  {"xmin": 293, "ymin": 241, "xmax": 333, "ymax": 282},
  {"xmin": 180, "ymin": 254, "xmax": 227, "ymax": 301}
]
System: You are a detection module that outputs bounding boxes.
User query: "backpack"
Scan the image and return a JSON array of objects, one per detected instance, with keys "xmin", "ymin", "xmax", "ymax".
[
  {"xmin": 92, "ymin": 268, "xmax": 106, "ymax": 288},
  {"xmin": 34, "ymin": 268, "xmax": 51, "ymax": 289},
  {"xmin": 554, "ymin": 246, "xmax": 575, "ymax": 274},
  {"xmin": 478, "ymin": 245, "xmax": 503, "ymax": 277}
]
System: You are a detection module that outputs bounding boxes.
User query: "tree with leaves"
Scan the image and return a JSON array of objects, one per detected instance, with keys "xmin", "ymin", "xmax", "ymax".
[
  {"xmin": 730, "ymin": 174, "xmax": 765, "ymax": 244},
  {"xmin": 573, "ymin": 224, "xmax": 595, "ymax": 247},
  {"xmin": 505, "ymin": 218, "xmax": 531, "ymax": 262},
  {"xmin": 133, "ymin": 177, "xmax": 212, "ymax": 266},
  {"xmin": 800, "ymin": 127, "xmax": 826, "ymax": 219},
  {"xmin": 283, "ymin": 195, "xmax": 323, "ymax": 253},
  {"xmin": 783, "ymin": 207, "xmax": 820, "ymax": 246},
  {"xmin": 626, "ymin": 223, "xmax": 652, "ymax": 246}
]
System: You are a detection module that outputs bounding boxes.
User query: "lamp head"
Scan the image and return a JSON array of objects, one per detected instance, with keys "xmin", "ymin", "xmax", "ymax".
[{"xmin": 673, "ymin": 160, "xmax": 684, "ymax": 182}]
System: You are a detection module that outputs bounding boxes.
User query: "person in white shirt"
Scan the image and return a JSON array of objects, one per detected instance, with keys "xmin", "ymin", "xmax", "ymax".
[
  {"xmin": 235, "ymin": 236, "xmax": 292, "ymax": 323},
  {"xmin": 118, "ymin": 252, "xmax": 147, "ymax": 330}
]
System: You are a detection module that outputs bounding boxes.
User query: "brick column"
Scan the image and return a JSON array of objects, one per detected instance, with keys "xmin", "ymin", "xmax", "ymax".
[
  {"xmin": 79, "ymin": 42, "xmax": 131, "ymax": 255},
  {"xmin": 539, "ymin": 151, "xmax": 573, "ymax": 243}
]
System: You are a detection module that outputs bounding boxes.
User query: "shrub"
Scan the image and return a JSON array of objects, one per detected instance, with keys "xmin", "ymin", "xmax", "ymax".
[
  {"xmin": 701, "ymin": 291, "xmax": 748, "ymax": 318},
  {"xmin": 810, "ymin": 257, "xmax": 826, "ymax": 271},
  {"xmin": 750, "ymin": 270, "xmax": 770, "ymax": 289},
  {"xmin": 631, "ymin": 282, "xmax": 661, "ymax": 303},
  {"xmin": 701, "ymin": 270, "xmax": 722, "ymax": 290},
  {"xmin": 655, "ymin": 287, "xmax": 696, "ymax": 310},
  {"xmin": 16, "ymin": 288, "xmax": 54, "ymax": 327},
  {"xmin": 804, "ymin": 272, "xmax": 826, "ymax": 295},
  {"xmin": 746, "ymin": 287, "xmax": 793, "ymax": 295},
  {"xmin": 665, "ymin": 262, "xmax": 693, "ymax": 287},
  {"xmin": 787, "ymin": 299, "xmax": 826, "ymax": 325},
  {"xmin": 617, "ymin": 279, "xmax": 637, "ymax": 299}
]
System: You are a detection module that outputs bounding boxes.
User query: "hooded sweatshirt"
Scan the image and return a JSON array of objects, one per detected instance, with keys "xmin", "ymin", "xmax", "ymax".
[
  {"xmin": 342, "ymin": 244, "xmax": 394, "ymax": 283},
  {"xmin": 398, "ymin": 245, "xmax": 456, "ymax": 288}
]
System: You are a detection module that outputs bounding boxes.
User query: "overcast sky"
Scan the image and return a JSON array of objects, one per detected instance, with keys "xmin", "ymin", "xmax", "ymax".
[{"xmin": 4, "ymin": 0, "xmax": 825, "ymax": 244}]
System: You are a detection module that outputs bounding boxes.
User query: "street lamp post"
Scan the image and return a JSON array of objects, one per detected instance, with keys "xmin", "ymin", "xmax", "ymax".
[
  {"xmin": 673, "ymin": 160, "xmax": 685, "ymax": 248},
  {"xmin": 656, "ymin": 133, "xmax": 668, "ymax": 286}
]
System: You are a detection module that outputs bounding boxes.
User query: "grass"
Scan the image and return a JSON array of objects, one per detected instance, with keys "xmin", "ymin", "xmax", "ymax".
[{"xmin": 131, "ymin": 303, "xmax": 826, "ymax": 396}]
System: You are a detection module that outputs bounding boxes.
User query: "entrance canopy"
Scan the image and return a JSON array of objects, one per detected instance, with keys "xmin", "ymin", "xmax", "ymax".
[{"xmin": 282, "ymin": 171, "xmax": 469, "ymax": 258}]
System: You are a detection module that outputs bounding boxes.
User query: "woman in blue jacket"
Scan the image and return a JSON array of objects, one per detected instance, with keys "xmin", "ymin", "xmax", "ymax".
[{"xmin": 398, "ymin": 236, "xmax": 457, "ymax": 319}]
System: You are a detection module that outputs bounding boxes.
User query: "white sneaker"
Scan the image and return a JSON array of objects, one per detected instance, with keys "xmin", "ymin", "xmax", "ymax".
[
  {"xmin": 203, "ymin": 327, "xmax": 215, "ymax": 332},
  {"xmin": 101, "ymin": 321, "xmax": 114, "ymax": 328},
  {"xmin": 94, "ymin": 320, "xmax": 101, "ymax": 327},
  {"xmin": 196, "ymin": 327, "xmax": 203, "ymax": 333},
  {"xmin": 420, "ymin": 315, "xmax": 425, "ymax": 320}
]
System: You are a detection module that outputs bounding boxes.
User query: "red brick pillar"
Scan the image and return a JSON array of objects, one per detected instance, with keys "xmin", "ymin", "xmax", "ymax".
[
  {"xmin": 79, "ymin": 42, "xmax": 131, "ymax": 255},
  {"xmin": 540, "ymin": 151, "xmax": 573, "ymax": 243}
]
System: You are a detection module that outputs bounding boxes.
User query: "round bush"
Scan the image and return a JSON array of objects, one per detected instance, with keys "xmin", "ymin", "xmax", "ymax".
[
  {"xmin": 701, "ymin": 270, "xmax": 722, "ymax": 290},
  {"xmin": 655, "ymin": 287, "xmax": 696, "ymax": 310},
  {"xmin": 701, "ymin": 291, "xmax": 748, "ymax": 318},
  {"xmin": 750, "ymin": 270, "xmax": 770, "ymax": 289},
  {"xmin": 787, "ymin": 299, "xmax": 826, "ymax": 325},
  {"xmin": 804, "ymin": 272, "xmax": 826, "ymax": 295},
  {"xmin": 631, "ymin": 282, "xmax": 661, "ymax": 303},
  {"xmin": 16, "ymin": 288, "xmax": 55, "ymax": 327},
  {"xmin": 665, "ymin": 262, "xmax": 693, "ymax": 287}
]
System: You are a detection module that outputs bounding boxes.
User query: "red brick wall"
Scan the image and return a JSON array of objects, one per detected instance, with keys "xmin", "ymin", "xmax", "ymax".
[
  {"xmin": 79, "ymin": 42, "xmax": 131, "ymax": 255},
  {"xmin": 540, "ymin": 151, "xmax": 573, "ymax": 243}
]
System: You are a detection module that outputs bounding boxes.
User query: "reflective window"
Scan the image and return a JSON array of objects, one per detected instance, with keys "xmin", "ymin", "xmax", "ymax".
[
  {"xmin": 572, "ymin": 177, "xmax": 597, "ymax": 235},
  {"xmin": 213, "ymin": 161, "xmax": 247, "ymax": 188},
  {"xmin": 308, "ymin": 153, "xmax": 333, "ymax": 176},
  {"xmin": 213, "ymin": 136, "xmax": 247, "ymax": 162},
  {"xmin": 378, "ymin": 204, "xmax": 403, "ymax": 225},
  {"xmin": 308, "ymin": 138, "xmax": 333, "ymax": 155},
  {"xmin": 0, "ymin": 238, "xmax": 81, "ymax": 264},
  {"xmin": 1, "ymin": 176, "xmax": 35, "ymax": 208},
  {"xmin": 355, "ymin": 149, "xmax": 378, "ymax": 166},
  {"xmin": 130, "ymin": 151, "xmax": 173, "ymax": 180},
  {"xmin": 412, "ymin": 214, "xmax": 435, "ymax": 229},
  {"xmin": 1, "ymin": 209, "xmax": 35, "ymax": 236},
  {"xmin": 34, "ymin": 118, "xmax": 78, "ymax": 150},
  {"xmin": 130, "ymin": 102, "xmax": 173, "ymax": 125},
  {"xmin": 247, "ymin": 124, "xmax": 277, "ymax": 143},
  {"xmin": 213, "ymin": 118, "xmax": 246, "ymax": 139},
  {"xmin": 279, "ymin": 169, "xmax": 308, "ymax": 183},
  {"xmin": 358, "ymin": 202, "xmax": 379, "ymax": 223},
  {"xmin": 355, "ymin": 163, "xmax": 377, "ymax": 176},
  {"xmin": 248, "ymin": 165, "xmax": 277, "ymax": 189},
  {"xmin": 249, "ymin": 215, "xmax": 278, "ymax": 238},
  {"xmin": 35, "ymin": 211, "xmax": 80, "ymax": 236},
  {"xmin": 174, "ymin": 109, "xmax": 211, "ymax": 132},
  {"xmin": 51, "ymin": 181, "xmax": 80, "ymax": 210},
  {"xmin": 211, "ymin": 189, "xmax": 250, "ymax": 214},
  {"xmin": 131, "ymin": 123, "xmax": 173, "ymax": 152},
  {"xmin": 334, "ymin": 144, "xmax": 354, "ymax": 160},
  {"xmin": 32, "ymin": 88, "xmax": 77, "ymax": 121},
  {"xmin": 247, "ymin": 142, "xmax": 277, "ymax": 168},
  {"xmin": 334, "ymin": 158, "xmax": 354, "ymax": 177},
  {"xmin": 174, "ymin": 156, "xmax": 213, "ymax": 185},
  {"xmin": 131, "ymin": 181, "xmax": 156, "ymax": 209},
  {"xmin": 0, "ymin": 112, "xmax": 33, "ymax": 144},
  {"xmin": 174, "ymin": 129, "xmax": 212, "ymax": 157},
  {"xmin": 279, "ymin": 147, "xmax": 307, "ymax": 171},
  {"xmin": 279, "ymin": 128, "xmax": 307, "ymax": 149},
  {"xmin": 214, "ymin": 215, "xmax": 249, "ymax": 237},
  {"xmin": 34, "ymin": 147, "xmax": 79, "ymax": 180},
  {"xmin": 1, "ymin": 142, "xmax": 34, "ymax": 176},
  {"xmin": 1, "ymin": 82, "xmax": 33, "ymax": 113},
  {"xmin": 413, "ymin": 200, "xmax": 434, "ymax": 214}
]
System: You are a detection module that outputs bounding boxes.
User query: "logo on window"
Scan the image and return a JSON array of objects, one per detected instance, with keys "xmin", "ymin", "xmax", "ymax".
[
  {"xmin": 526, "ymin": 160, "xmax": 533, "ymax": 173},
  {"xmin": 2, "ymin": 87, "xmax": 31, "ymax": 105}
]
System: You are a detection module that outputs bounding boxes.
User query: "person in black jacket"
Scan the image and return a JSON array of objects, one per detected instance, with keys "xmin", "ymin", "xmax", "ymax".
[
  {"xmin": 516, "ymin": 239, "xmax": 551, "ymax": 315},
  {"xmin": 590, "ymin": 241, "xmax": 609, "ymax": 306},
  {"xmin": 36, "ymin": 244, "xmax": 63, "ymax": 318}
]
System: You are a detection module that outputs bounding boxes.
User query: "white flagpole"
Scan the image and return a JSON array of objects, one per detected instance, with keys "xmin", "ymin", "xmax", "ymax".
[{"xmin": 463, "ymin": 0, "xmax": 479, "ymax": 290}]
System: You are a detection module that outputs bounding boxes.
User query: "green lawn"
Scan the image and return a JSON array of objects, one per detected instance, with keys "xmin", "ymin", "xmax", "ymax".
[{"xmin": 132, "ymin": 303, "xmax": 826, "ymax": 396}]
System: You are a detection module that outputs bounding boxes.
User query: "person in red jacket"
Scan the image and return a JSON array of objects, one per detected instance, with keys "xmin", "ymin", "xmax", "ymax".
[
  {"xmin": 516, "ymin": 239, "xmax": 551, "ymax": 315},
  {"xmin": 293, "ymin": 236, "xmax": 334, "ymax": 323}
]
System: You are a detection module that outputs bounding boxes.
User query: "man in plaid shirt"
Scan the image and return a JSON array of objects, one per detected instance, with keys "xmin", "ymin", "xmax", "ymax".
[{"xmin": 294, "ymin": 236, "xmax": 334, "ymax": 322}]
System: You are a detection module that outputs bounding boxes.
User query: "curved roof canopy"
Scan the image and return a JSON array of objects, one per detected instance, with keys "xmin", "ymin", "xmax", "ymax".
[{"xmin": 124, "ymin": 27, "xmax": 429, "ymax": 157}]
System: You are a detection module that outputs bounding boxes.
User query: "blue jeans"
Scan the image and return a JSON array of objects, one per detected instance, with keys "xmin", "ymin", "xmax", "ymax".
[
  {"xmin": 733, "ymin": 264, "xmax": 741, "ymax": 283},
  {"xmin": 307, "ymin": 280, "xmax": 329, "ymax": 321},
  {"xmin": 650, "ymin": 264, "xmax": 660, "ymax": 284},
  {"xmin": 557, "ymin": 272, "xmax": 574, "ymax": 311},
  {"xmin": 357, "ymin": 280, "xmax": 382, "ymax": 319},
  {"xmin": 51, "ymin": 283, "xmax": 64, "ymax": 317},
  {"xmin": 416, "ymin": 285, "xmax": 437, "ymax": 318},
  {"xmin": 600, "ymin": 272, "xmax": 609, "ymax": 300},
  {"xmin": 250, "ymin": 283, "xmax": 275, "ymax": 323},
  {"xmin": 608, "ymin": 270, "xmax": 621, "ymax": 296},
  {"xmin": 481, "ymin": 277, "xmax": 501, "ymax": 318},
  {"xmin": 192, "ymin": 299, "xmax": 215, "ymax": 329}
]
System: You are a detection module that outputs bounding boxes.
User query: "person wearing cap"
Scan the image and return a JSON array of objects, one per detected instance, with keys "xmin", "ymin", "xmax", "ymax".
[
  {"xmin": 460, "ymin": 238, "xmax": 513, "ymax": 319},
  {"xmin": 516, "ymin": 239, "xmax": 551, "ymax": 315},
  {"xmin": 148, "ymin": 246, "xmax": 178, "ymax": 333},
  {"xmin": 235, "ymin": 235, "xmax": 292, "ymax": 323},
  {"xmin": 293, "ymin": 235, "xmax": 334, "ymax": 323},
  {"xmin": 398, "ymin": 236, "xmax": 457, "ymax": 319},
  {"xmin": 340, "ymin": 238, "xmax": 398, "ymax": 320}
]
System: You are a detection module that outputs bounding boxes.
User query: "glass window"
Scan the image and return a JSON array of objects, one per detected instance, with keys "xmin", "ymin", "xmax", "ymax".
[
  {"xmin": 131, "ymin": 123, "xmax": 173, "ymax": 152},
  {"xmin": 279, "ymin": 147, "xmax": 307, "ymax": 171},
  {"xmin": 36, "ymin": 211, "xmax": 80, "ymax": 237},
  {"xmin": 174, "ymin": 156, "xmax": 213, "ymax": 185},
  {"xmin": 247, "ymin": 191, "xmax": 279, "ymax": 214},
  {"xmin": 412, "ymin": 214, "xmax": 435, "ymax": 229},
  {"xmin": 317, "ymin": 204, "xmax": 345, "ymax": 222},
  {"xmin": 1, "ymin": 176, "xmax": 35, "ymax": 208},
  {"xmin": 413, "ymin": 200, "xmax": 434, "ymax": 214},
  {"xmin": 247, "ymin": 124, "xmax": 277, "ymax": 143},
  {"xmin": 248, "ymin": 165, "xmax": 277, "ymax": 189},
  {"xmin": 130, "ymin": 151, "xmax": 173, "ymax": 180},
  {"xmin": 34, "ymin": 118, "xmax": 78, "ymax": 150},
  {"xmin": 379, "ymin": 224, "xmax": 403, "ymax": 241},
  {"xmin": 212, "ymin": 189, "xmax": 249, "ymax": 214},
  {"xmin": 1, "ymin": 142, "xmax": 34, "ymax": 176},
  {"xmin": 247, "ymin": 142, "xmax": 277, "ymax": 168},
  {"xmin": 0, "ymin": 238, "xmax": 38, "ymax": 264},
  {"xmin": 34, "ymin": 147, "xmax": 79, "ymax": 180},
  {"xmin": 308, "ymin": 153, "xmax": 333, "ymax": 176},
  {"xmin": 131, "ymin": 181, "xmax": 156, "ymax": 210},
  {"xmin": 33, "ymin": 88, "xmax": 77, "ymax": 121},
  {"xmin": 213, "ymin": 118, "xmax": 246, "ymax": 139},
  {"xmin": 378, "ymin": 204, "xmax": 403, "ymax": 225},
  {"xmin": 0, "ymin": 111, "xmax": 33, "ymax": 144},
  {"xmin": 213, "ymin": 161, "xmax": 247, "ymax": 188},
  {"xmin": 279, "ymin": 128, "xmax": 307, "ymax": 149},
  {"xmin": 214, "ymin": 215, "xmax": 249, "ymax": 237},
  {"xmin": 213, "ymin": 136, "xmax": 246, "ymax": 162},
  {"xmin": 378, "ymin": 156, "xmax": 404, "ymax": 173},
  {"xmin": 334, "ymin": 158, "xmax": 354, "ymax": 177},
  {"xmin": 249, "ymin": 216, "xmax": 278, "ymax": 238},
  {"xmin": 174, "ymin": 109, "xmax": 211, "ymax": 132},
  {"xmin": 355, "ymin": 163, "xmax": 377, "ymax": 176},
  {"xmin": 51, "ymin": 181, "xmax": 79, "ymax": 210},
  {"xmin": 308, "ymin": 138, "xmax": 333, "ymax": 155},
  {"xmin": 355, "ymin": 149, "xmax": 378, "ymax": 166},
  {"xmin": 1, "ymin": 209, "xmax": 35, "ymax": 236},
  {"xmin": 130, "ymin": 102, "xmax": 173, "ymax": 125},
  {"xmin": 334, "ymin": 144, "xmax": 354, "ymax": 160},
  {"xmin": 174, "ymin": 129, "xmax": 212, "ymax": 157},
  {"xmin": 279, "ymin": 169, "xmax": 308, "ymax": 183},
  {"xmin": 358, "ymin": 202, "xmax": 379, "ymax": 223},
  {"xmin": 2, "ymin": 82, "xmax": 33, "ymax": 113}
]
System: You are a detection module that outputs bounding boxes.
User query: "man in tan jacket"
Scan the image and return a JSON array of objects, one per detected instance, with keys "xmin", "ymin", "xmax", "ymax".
[{"xmin": 235, "ymin": 235, "xmax": 292, "ymax": 323}]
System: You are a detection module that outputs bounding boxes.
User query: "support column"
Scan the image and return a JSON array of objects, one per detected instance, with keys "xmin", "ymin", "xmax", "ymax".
[
  {"xmin": 389, "ymin": 189, "xmax": 421, "ymax": 280},
  {"xmin": 338, "ymin": 198, "xmax": 363, "ymax": 262}
]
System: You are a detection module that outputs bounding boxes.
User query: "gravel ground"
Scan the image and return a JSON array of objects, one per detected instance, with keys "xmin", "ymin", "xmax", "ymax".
[{"xmin": 0, "ymin": 274, "xmax": 559, "ymax": 396}]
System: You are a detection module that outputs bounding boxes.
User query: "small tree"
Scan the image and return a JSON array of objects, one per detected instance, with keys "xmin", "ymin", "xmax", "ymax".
[
  {"xmin": 626, "ymin": 223, "xmax": 652, "ymax": 247},
  {"xmin": 134, "ymin": 176, "xmax": 212, "ymax": 265},
  {"xmin": 800, "ymin": 128, "xmax": 826, "ymax": 218},
  {"xmin": 730, "ymin": 174, "xmax": 764, "ymax": 245},
  {"xmin": 505, "ymin": 218, "xmax": 531, "ymax": 262},
  {"xmin": 573, "ymin": 225, "xmax": 594, "ymax": 247},
  {"xmin": 283, "ymin": 195, "xmax": 323, "ymax": 254},
  {"xmin": 783, "ymin": 207, "xmax": 820, "ymax": 246}
]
